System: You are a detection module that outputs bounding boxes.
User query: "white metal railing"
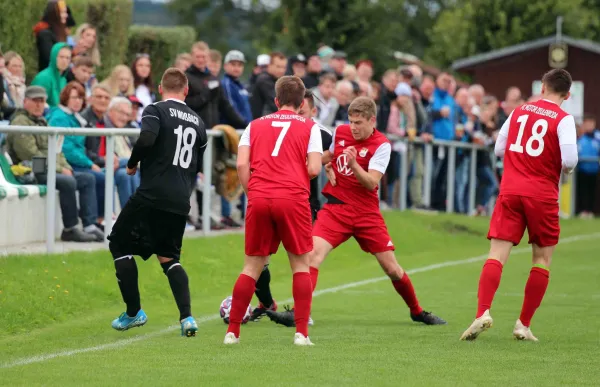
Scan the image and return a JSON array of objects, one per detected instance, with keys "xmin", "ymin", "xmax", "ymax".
[
  {"xmin": 1, "ymin": 125, "xmax": 598, "ymax": 253},
  {"xmin": 0, "ymin": 126, "xmax": 223, "ymax": 253}
]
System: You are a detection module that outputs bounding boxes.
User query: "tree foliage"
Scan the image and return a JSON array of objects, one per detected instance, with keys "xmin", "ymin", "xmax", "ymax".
[{"xmin": 426, "ymin": 0, "xmax": 600, "ymax": 68}]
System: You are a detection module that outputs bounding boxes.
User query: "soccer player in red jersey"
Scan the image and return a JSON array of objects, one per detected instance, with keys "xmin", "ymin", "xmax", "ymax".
[
  {"xmin": 460, "ymin": 69, "xmax": 578, "ymax": 342},
  {"xmin": 267, "ymin": 97, "xmax": 446, "ymax": 327},
  {"xmin": 223, "ymin": 76, "xmax": 323, "ymax": 346}
]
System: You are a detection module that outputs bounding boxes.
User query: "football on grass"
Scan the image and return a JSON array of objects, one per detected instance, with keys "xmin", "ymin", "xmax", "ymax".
[{"xmin": 219, "ymin": 296, "xmax": 252, "ymax": 324}]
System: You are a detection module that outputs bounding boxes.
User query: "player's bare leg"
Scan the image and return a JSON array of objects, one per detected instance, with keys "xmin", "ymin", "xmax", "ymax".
[
  {"xmin": 374, "ymin": 251, "xmax": 446, "ymax": 325},
  {"xmin": 288, "ymin": 251, "xmax": 314, "ymax": 346},
  {"xmin": 225, "ymin": 255, "xmax": 269, "ymax": 344},
  {"xmin": 461, "ymin": 239, "xmax": 512, "ymax": 341},
  {"xmin": 266, "ymin": 237, "xmax": 333, "ymax": 328},
  {"xmin": 514, "ymin": 244, "xmax": 554, "ymax": 342},
  {"xmin": 157, "ymin": 256, "xmax": 197, "ymax": 337}
]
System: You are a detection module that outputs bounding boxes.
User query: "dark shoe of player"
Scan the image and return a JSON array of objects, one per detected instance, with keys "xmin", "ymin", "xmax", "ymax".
[
  {"xmin": 61, "ymin": 227, "xmax": 97, "ymax": 242},
  {"xmin": 250, "ymin": 299, "xmax": 278, "ymax": 322},
  {"xmin": 411, "ymin": 310, "xmax": 447, "ymax": 325},
  {"xmin": 266, "ymin": 305, "xmax": 296, "ymax": 327},
  {"xmin": 221, "ymin": 216, "xmax": 243, "ymax": 228}
]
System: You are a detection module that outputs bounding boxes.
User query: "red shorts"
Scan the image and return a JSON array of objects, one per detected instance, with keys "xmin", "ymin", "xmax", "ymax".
[
  {"xmin": 313, "ymin": 203, "xmax": 394, "ymax": 254},
  {"xmin": 487, "ymin": 194, "xmax": 560, "ymax": 247},
  {"xmin": 245, "ymin": 197, "xmax": 313, "ymax": 256}
]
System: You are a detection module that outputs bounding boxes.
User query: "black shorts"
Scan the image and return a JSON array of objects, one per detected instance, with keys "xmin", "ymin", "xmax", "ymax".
[{"xmin": 108, "ymin": 195, "xmax": 187, "ymax": 260}]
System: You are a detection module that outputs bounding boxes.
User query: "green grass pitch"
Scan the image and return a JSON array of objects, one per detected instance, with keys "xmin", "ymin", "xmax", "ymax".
[{"xmin": 1, "ymin": 212, "xmax": 599, "ymax": 386}]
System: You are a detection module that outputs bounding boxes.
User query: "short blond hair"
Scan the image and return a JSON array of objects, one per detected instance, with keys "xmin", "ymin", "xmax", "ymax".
[
  {"xmin": 191, "ymin": 41, "xmax": 209, "ymax": 52},
  {"xmin": 209, "ymin": 49, "xmax": 222, "ymax": 63},
  {"xmin": 174, "ymin": 53, "xmax": 192, "ymax": 66},
  {"xmin": 348, "ymin": 96, "xmax": 377, "ymax": 119}
]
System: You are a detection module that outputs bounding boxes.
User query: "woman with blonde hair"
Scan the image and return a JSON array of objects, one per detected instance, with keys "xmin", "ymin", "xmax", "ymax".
[
  {"xmin": 2, "ymin": 51, "xmax": 27, "ymax": 108},
  {"xmin": 72, "ymin": 23, "xmax": 101, "ymax": 67},
  {"xmin": 101, "ymin": 65, "xmax": 135, "ymax": 97}
]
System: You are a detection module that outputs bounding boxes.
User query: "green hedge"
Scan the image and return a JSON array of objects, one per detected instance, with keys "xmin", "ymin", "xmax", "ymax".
[
  {"xmin": 127, "ymin": 25, "xmax": 196, "ymax": 87},
  {"xmin": 69, "ymin": 0, "xmax": 133, "ymax": 80},
  {"xmin": 0, "ymin": 0, "xmax": 132, "ymax": 81},
  {"xmin": 0, "ymin": 0, "xmax": 48, "ymax": 81}
]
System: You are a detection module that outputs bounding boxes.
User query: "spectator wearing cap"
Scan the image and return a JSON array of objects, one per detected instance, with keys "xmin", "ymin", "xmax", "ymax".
[
  {"xmin": 356, "ymin": 60, "xmax": 374, "ymax": 83},
  {"xmin": 208, "ymin": 49, "xmax": 223, "ymax": 77},
  {"xmin": 302, "ymin": 54, "xmax": 322, "ymax": 90},
  {"xmin": 250, "ymin": 51, "xmax": 287, "ymax": 119},
  {"xmin": 249, "ymin": 54, "xmax": 270, "ymax": 88},
  {"xmin": 317, "ymin": 45, "xmax": 335, "ymax": 64},
  {"xmin": 33, "ymin": 0, "xmax": 68, "ymax": 71},
  {"xmin": 185, "ymin": 41, "xmax": 244, "ymax": 129},
  {"xmin": 127, "ymin": 95, "xmax": 143, "ymax": 128},
  {"xmin": 7, "ymin": 85, "xmax": 100, "ymax": 242},
  {"xmin": 288, "ymin": 54, "xmax": 307, "ymax": 77},
  {"xmin": 221, "ymin": 50, "xmax": 252, "ymax": 126}
]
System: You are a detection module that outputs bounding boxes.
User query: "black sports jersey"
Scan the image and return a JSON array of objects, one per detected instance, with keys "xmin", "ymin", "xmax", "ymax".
[
  {"xmin": 309, "ymin": 123, "xmax": 333, "ymax": 209},
  {"xmin": 134, "ymin": 98, "xmax": 207, "ymax": 215}
]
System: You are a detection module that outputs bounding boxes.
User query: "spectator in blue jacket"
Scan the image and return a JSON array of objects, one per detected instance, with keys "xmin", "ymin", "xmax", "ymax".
[
  {"xmin": 429, "ymin": 72, "xmax": 456, "ymax": 210},
  {"xmin": 221, "ymin": 50, "xmax": 252, "ymax": 126},
  {"xmin": 576, "ymin": 114, "xmax": 600, "ymax": 218}
]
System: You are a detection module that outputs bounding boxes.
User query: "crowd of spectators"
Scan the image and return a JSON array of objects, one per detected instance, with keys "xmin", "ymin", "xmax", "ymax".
[{"xmin": 1, "ymin": 0, "xmax": 599, "ymax": 244}]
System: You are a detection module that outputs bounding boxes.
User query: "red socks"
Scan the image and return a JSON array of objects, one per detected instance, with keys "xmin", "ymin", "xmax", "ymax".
[
  {"xmin": 477, "ymin": 259, "xmax": 503, "ymax": 318},
  {"xmin": 227, "ymin": 274, "xmax": 256, "ymax": 338},
  {"xmin": 293, "ymin": 272, "xmax": 312, "ymax": 337},
  {"xmin": 309, "ymin": 266, "xmax": 319, "ymax": 292},
  {"xmin": 392, "ymin": 273, "xmax": 423, "ymax": 315},
  {"xmin": 519, "ymin": 266, "xmax": 550, "ymax": 327}
]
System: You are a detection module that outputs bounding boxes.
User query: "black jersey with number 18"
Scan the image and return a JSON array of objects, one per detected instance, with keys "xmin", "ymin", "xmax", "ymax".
[{"xmin": 135, "ymin": 98, "xmax": 207, "ymax": 215}]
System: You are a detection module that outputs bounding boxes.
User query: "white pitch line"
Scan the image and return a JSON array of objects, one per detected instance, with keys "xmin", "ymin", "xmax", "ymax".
[{"xmin": 2, "ymin": 232, "xmax": 599, "ymax": 369}]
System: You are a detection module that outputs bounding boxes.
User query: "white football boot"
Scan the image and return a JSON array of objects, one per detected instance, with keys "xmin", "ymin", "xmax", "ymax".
[
  {"xmin": 223, "ymin": 332, "xmax": 240, "ymax": 345},
  {"xmin": 293, "ymin": 333, "xmax": 314, "ymax": 346},
  {"xmin": 460, "ymin": 309, "xmax": 494, "ymax": 341},
  {"xmin": 513, "ymin": 319, "xmax": 539, "ymax": 342}
]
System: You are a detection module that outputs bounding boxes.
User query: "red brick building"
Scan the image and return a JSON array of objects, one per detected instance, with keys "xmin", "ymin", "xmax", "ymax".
[{"xmin": 452, "ymin": 35, "xmax": 600, "ymax": 122}]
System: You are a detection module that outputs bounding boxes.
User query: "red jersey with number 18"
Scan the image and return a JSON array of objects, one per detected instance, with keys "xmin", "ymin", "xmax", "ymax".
[
  {"xmin": 500, "ymin": 99, "xmax": 572, "ymax": 201},
  {"xmin": 239, "ymin": 109, "xmax": 323, "ymax": 201}
]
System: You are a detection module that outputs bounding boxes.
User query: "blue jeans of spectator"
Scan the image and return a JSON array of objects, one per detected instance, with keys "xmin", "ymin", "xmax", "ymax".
[
  {"xmin": 221, "ymin": 194, "xmax": 246, "ymax": 218},
  {"xmin": 115, "ymin": 158, "xmax": 140, "ymax": 207},
  {"xmin": 36, "ymin": 171, "xmax": 98, "ymax": 228},
  {"xmin": 73, "ymin": 166, "xmax": 106, "ymax": 217},
  {"xmin": 454, "ymin": 156, "xmax": 470, "ymax": 214},
  {"xmin": 477, "ymin": 165, "xmax": 498, "ymax": 207}
]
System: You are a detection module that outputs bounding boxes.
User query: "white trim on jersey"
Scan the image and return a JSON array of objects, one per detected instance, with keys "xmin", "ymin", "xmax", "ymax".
[
  {"xmin": 308, "ymin": 123, "xmax": 324, "ymax": 154},
  {"xmin": 239, "ymin": 123, "xmax": 251, "ymax": 147},
  {"xmin": 368, "ymin": 142, "xmax": 392, "ymax": 173}
]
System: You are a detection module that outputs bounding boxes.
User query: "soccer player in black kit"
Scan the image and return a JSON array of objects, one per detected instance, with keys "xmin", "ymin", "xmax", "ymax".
[
  {"xmin": 108, "ymin": 68, "xmax": 208, "ymax": 337},
  {"xmin": 249, "ymin": 90, "xmax": 333, "ymax": 324}
]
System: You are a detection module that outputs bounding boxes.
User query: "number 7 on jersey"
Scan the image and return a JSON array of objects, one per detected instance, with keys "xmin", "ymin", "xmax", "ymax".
[{"xmin": 271, "ymin": 121, "xmax": 291, "ymax": 156}]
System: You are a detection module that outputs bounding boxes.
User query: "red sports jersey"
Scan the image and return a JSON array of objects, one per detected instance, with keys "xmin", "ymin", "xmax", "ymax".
[
  {"xmin": 500, "ymin": 99, "xmax": 571, "ymax": 201},
  {"xmin": 240, "ymin": 110, "xmax": 321, "ymax": 201},
  {"xmin": 322, "ymin": 124, "xmax": 391, "ymax": 209}
]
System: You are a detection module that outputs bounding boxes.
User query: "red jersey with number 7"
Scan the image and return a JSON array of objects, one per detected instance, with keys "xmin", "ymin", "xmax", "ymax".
[
  {"xmin": 500, "ymin": 99, "xmax": 574, "ymax": 201},
  {"xmin": 239, "ymin": 109, "xmax": 323, "ymax": 201}
]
